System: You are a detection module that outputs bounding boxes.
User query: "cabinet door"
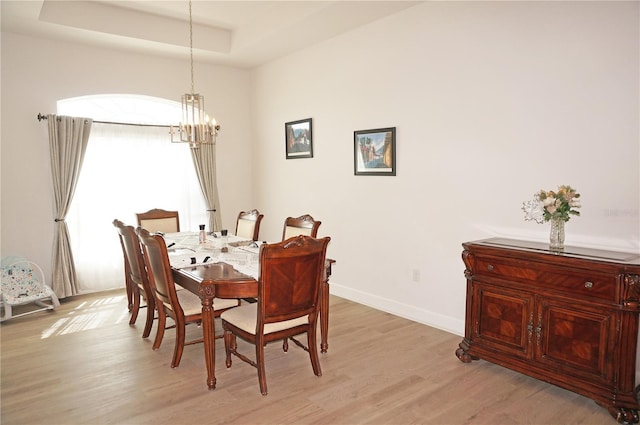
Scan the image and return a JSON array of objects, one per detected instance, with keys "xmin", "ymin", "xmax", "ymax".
[
  {"xmin": 472, "ymin": 282, "xmax": 534, "ymax": 359},
  {"xmin": 535, "ymin": 297, "xmax": 615, "ymax": 384}
]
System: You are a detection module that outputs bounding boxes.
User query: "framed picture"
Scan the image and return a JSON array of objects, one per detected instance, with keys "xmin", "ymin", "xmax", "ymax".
[
  {"xmin": 285, "ymin": 118, "xmax": 313, "ymax": 159},
  {"xmin": 354, "ymin": 127, "xmax": 396, "ymax": 176}
]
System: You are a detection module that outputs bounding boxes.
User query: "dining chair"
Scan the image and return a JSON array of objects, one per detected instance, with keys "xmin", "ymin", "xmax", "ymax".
[
  {"xmin": 113, "ymin": 219, "xmax": 157, "ymax": 338},
  {"xmin": 136, "ymin": 208, "xmax": 180, "ymax": 233},
  {"xmin": 235, "ymin": 209, "xmax": 264, "ymax": 241},
  {"xmin": 221, "ymin": 235, "xmax": 331, "ymax": 395},
  {"xmin": 282, "ymin": 214, "xmax": 321, "ymax": 240},
  {"xmin": 136, "ymin": 227, "xmax": 240, "ymax": 368}
]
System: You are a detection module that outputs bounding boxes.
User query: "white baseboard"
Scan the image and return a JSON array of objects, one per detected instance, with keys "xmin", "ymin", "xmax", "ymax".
[{"xmin": 329, "ymin": 282, "xmax": 465, "ymax": 337}]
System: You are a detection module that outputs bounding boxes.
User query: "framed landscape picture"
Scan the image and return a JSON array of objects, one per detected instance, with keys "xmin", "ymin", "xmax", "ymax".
[
  {"xmin": 285, "ymin": 118, "xmax": 313, "ymax": 159},
  {"xmin": 354, "ymin": 127, "xmax": 396, "ymax": 176}
]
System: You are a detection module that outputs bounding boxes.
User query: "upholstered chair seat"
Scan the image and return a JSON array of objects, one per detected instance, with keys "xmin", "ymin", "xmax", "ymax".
[{"xmin": 221, "ymin": 303, "xmax": 309, "ymax": 335}]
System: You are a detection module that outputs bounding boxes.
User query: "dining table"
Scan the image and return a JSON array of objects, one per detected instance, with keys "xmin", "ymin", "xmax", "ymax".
[{"xmin": 164, "ymin": 231, "xmax": 335, "ymax": 390}]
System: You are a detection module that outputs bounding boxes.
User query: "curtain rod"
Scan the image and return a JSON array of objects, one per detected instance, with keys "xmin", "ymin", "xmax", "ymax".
[{"xmin": 37, "ymin": 113, "xmax": 173, "ymax": 128}]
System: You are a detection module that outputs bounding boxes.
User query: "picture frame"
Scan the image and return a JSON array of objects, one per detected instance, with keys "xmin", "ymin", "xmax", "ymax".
[
  {"xmin": 285, "ymin": 118, "xmax": 313, "ymax": 159},
  {"xmin": 354, "ymin": 127, "xmax": 396, "ymax": 176}
]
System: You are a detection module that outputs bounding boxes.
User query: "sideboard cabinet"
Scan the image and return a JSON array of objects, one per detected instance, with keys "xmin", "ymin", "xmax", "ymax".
[{"xmin": 456, "ymin": 238, "xmax": 640, "ymax": 424}]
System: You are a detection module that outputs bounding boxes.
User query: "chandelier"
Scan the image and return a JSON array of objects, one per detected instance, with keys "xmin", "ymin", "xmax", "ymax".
[{"xmin": 170, "ymin": 0, "xmax": 219, "ymax": 148}]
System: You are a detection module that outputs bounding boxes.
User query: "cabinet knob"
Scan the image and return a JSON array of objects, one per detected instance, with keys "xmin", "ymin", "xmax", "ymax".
[
  {"xmin": 584, "ymin": 281, "xmax": 593, "ymax": 289},
  {"xmin": 487, "ymin": 264, "xmax": 494, "ymax": 271}
]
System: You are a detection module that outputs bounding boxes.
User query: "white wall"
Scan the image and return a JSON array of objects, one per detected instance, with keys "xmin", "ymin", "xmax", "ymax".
[
  {"xmin": 250, "ymin": 1, "xmax": 639, "ymax": 334},
  {"xmin": 1, "ymin": 1, "xmax": 638, "ymax": 337},
  {"xmin": 1, "ymin": 33, "xmax": 254, "ymax": 281}
]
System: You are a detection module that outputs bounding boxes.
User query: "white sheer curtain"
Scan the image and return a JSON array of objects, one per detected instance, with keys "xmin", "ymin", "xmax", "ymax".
[{"xmin": 66, "ymin": 123, "xmax": 207, "ymax": 294}]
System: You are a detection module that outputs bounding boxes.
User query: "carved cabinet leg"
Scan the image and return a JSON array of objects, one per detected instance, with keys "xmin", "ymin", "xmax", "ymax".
[
  {"xmin": 455, "ymin": 340, "xmax": 479, "ymax": 363},
  {"xmin": 607, "ymin": 406, "xmax": 640, "ymax": 424}
]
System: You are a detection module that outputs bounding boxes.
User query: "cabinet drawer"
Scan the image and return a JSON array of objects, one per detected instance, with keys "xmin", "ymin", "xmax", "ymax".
[{"xmin": 475, "ymin": 256, "xmax": 617, "ymax": 303}]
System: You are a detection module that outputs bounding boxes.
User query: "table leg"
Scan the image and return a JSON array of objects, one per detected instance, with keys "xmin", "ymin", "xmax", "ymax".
[
  {"xmin": 320, "ymin": 260, "xmax": 334, "ymax": 353},
  {"xmin": 320, "ymin": 279, "xmax": 329, "ymax": 353},
  {"xmin": 200, "ymin": 284, "xmax": 216, "ymax": 390}
]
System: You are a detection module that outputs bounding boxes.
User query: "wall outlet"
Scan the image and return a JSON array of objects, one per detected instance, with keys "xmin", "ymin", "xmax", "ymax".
[{"xmin": 412, "ymin": 268, "xmax": 420, "ymax": 282}]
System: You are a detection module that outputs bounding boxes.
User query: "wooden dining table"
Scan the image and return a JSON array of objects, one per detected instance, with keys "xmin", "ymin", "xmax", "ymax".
[{"xmin": 171, "ymin": 258, "xmax": 335, "ymax": 390}]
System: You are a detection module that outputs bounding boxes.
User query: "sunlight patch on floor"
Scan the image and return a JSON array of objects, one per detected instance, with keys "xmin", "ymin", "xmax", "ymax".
[{"xmin": 41, "ymin": 295, "xmax": 128, "ymax": 338}]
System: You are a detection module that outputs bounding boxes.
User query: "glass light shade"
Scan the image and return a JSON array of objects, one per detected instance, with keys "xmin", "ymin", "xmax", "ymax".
[{"xmin": 170, "ymin": 93, "xmax": 218, "ymax": 148}]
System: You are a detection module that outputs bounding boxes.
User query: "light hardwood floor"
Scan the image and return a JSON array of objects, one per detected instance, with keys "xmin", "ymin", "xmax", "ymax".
[{"xmin": 1, "ymin": 290, "xmax": 614, "ymax": 425}]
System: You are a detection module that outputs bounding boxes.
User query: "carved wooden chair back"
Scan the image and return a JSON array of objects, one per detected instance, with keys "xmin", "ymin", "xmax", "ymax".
[
  {"xmin": 113, "ymin": 219, "xmax": 156, "ymax": 338},
  {"xmin": 136, "ymin": 208, "xmax": 180, "ymax": 233},
  {"xmin": 221, "ymin": 235, "xmax": 331, "ymax": 395},
  {"xmin": 235, "ymin": 209, "xmax": 264, "ymax": 241},
  {"xmin": 113, "ymin": 219, "xmax": 135, "ymax": 313},
  {"xmin": 282, "ymin": 214, "xmax": 321, "ymax": 241}
]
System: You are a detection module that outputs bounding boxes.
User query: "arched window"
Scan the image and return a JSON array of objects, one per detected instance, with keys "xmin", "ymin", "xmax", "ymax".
[{"xmin": 61, "ymin": 94, "xmax": 207, "ymax": 293}]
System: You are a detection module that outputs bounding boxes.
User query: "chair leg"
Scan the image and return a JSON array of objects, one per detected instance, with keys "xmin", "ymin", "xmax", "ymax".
[
  {"xmin": 142, "ymin": 296, "xmax": 155, "ymax": 339},
  {"xmin": 256, "ymin": 336, "xmax": 268, "ymax": 395},
  {"xmin": 153, "ymin": 308, "xmax": 166, "ymax": 350},
  {"xmin": 282, "ymin": 338, "xmax": 289, "ymax": 352},
  {"xmin": 125, "ymin": 276, "xmax": 134, "ymax": 312},
  {"xmin": 129, "ymin": 288, "xmax": 141, "ymax": 326},
  {"xmin": 224, "ymin": 330, "xmax": 234, "ymax": 368},
  {"xmin": 171, "ymin": 319, "xmax": 186, "ymax": 368},
  {"xmin": 308, "ymin": 326, "xmax": 322, "ymax": 377}
]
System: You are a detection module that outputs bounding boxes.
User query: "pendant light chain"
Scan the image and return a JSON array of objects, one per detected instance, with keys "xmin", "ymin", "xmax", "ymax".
[
  {"xmin": 169, "ymin": 0, "xmax": 219, "ymax": 147},
  {"xmin": 189, "ymin": 0, "xmax": 195, "ymax": 95}
]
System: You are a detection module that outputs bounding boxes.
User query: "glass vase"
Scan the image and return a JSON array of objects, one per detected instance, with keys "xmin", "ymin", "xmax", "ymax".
[{"xmin": 549, "ymin": 217, "xmax": 565, "ymax": 251}]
